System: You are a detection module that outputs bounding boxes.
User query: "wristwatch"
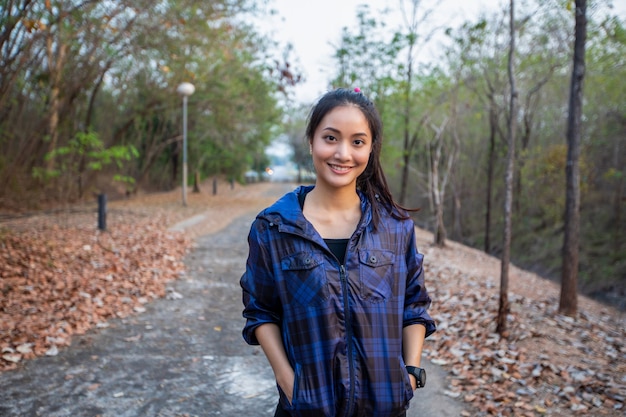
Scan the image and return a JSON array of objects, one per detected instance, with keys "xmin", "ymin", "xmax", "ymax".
[{"xmin": 406, "ymin": 366, "xmax": 426, "ymax": 389}]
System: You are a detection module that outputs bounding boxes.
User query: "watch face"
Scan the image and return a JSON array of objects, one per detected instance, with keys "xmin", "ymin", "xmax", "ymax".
[
  {"xmin": 408, "ymin": 366, "xmax": 426, "ymax": 388},
  {"xmin": 418, "ymin": 369, "xmax": 426, "ymax": 387}
]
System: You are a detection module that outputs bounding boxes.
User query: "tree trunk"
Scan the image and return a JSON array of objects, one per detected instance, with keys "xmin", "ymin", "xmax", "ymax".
[
  {"xmin": 434, "ymin": 205, "xmax": 446, "ymax": 246},
  {"xmin": 45, "ymin": 29, "xmax": 67, "ymax": 171},
  {"xmin": 193, "ymin": 171, "xmax": 201, "ymax": 193},
  {"xmin": 399, "ymin": 40, "xmax": 415, "ymax": 206},
  {"xmin": 170, "ymin": 141, "xmax": 179, "ymax": 189},
  {"xmin": 497, "ymin": 0, "xmax": 518, "ymax": 337},
  {"xmin": 85, "ymin": 63, "xmax": 111, "ymax": 131},
  {"xmin": 485, "ymin": 105, "xmax": 497, "ymax": 253},
  {"xmin": 431, "ymin": 145, "xmax": 446, "ymax": 246},
  {"xmin": 560, "ymin": 0, "xmax": 586, "ymax": 317},
  {"xmin": 400, "ymin": 146, "xmax": 410, "ymax": 205},
  {"xmin": 429, "ymin": 119, "xmax": 450, "ymax": 247},
  {"xmin": 398, "ymin": 1, "xmax": 424, "ymax": 206},
  {"xmin": 612, "ymin": 135, "xmax": 623, "ymax": 252},
  {"xmin": 613, "ymin": 173, "xmax": 623, "ymax": 253},
  {"xmin": 452, "ymin": 179, "xmax": 462, "ymax": 241}
]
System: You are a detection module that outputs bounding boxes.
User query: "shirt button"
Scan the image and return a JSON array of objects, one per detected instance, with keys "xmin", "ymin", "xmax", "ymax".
[
  {"xmin": 304, "ymin": 258, "xmax": 311, "ymax": 264},
  {"xmin": 369, "ymin": 256, "xmax": 377, "ymax": 263}
]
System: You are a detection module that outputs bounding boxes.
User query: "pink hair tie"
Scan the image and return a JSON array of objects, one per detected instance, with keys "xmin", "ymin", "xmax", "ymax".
[{"xmin": 354, "ymin": 87, "xmax": 361, "ymax": 93}]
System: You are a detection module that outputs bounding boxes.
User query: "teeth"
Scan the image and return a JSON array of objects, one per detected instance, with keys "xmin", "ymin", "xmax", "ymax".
[{"xmin": 330, "ymin": 165, "xmax": 350, "ymax": 172}]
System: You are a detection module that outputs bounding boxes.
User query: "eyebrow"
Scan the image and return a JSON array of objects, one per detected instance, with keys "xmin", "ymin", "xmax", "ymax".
[{"xmin": 321, "ymin": 126, "xmax": 369, "ymax": 138}]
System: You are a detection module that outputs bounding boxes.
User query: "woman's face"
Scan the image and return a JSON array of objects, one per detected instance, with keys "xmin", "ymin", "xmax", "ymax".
[{"xmin": 310, "ymin": 105, "xmax": 372, "ymax": 192}]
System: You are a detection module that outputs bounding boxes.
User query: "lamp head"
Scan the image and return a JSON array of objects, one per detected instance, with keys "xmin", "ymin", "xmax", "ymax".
[{"xmin": 177, "ymin": 82, "xmax": 195, "ymax": 96}]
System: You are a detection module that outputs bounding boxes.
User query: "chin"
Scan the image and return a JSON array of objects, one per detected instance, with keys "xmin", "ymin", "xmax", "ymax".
[{"xmin": 320, "ymin": 177, "xmax": 358, "ymax": 190}]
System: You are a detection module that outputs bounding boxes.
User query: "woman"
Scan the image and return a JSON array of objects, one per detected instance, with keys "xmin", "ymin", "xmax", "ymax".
[{"xmin": 241, "ymin": 88, "xmax": 436, "ymax": 417}]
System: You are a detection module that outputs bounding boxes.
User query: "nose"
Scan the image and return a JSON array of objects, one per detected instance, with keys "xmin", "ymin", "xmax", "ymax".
[{"xmin": 334, "ymin": 141, "xmax": 350, "ymax": 161}]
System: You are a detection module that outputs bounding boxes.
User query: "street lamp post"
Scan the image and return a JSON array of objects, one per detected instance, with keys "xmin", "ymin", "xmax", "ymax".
[{"xmin": 177, "ymin": 82, "xmax": 195, "ymax": 206}]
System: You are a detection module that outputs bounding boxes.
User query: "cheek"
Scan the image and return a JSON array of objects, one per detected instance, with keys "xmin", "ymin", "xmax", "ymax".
[
  {"xmin": 358, "ymin": 148, "xmax": 373, "ymax": 165},
  {"xmin": 310, "ymin": 141, "xmax": 332, "ymax": 159}
]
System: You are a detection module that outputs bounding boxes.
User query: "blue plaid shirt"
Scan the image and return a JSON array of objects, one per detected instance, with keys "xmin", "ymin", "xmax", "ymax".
[{"xmin": 241, "ymin": 186, "xmax": 436, "ymax": 417}]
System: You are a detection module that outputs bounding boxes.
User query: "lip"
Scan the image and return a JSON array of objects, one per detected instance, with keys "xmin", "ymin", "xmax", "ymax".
[{"xmin": 328, "ymin": 163, "xmax": 353, "ymax": 174}]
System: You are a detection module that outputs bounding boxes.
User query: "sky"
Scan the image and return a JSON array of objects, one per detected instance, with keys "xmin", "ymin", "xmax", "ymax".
[{"xmin": 258, "ymin": 0, "xmax": 626, "ymax": 105}]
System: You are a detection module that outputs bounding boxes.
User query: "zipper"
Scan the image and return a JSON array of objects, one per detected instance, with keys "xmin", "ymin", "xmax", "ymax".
[
  {"xmin": 273, "ymin": 212, "xmax": 365, "ymax": 416},
  {"xmin": 340, "ymin": 264, "xmax": 356, "ymax": 417}
]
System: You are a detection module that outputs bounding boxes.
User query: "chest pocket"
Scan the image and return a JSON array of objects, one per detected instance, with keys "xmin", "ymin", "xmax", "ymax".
[
  {"xmin": 281, "ymin": 251, "xmax": 329, "ymax": 306},
  {"xmin": 358, "ymin": 249, "xmax": 394, "ymax": 302}
]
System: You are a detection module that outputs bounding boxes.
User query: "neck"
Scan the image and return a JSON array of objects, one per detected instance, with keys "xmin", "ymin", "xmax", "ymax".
[{"xmin": 307, "ymin": 184, "xmax": 360, "ymax": 211}]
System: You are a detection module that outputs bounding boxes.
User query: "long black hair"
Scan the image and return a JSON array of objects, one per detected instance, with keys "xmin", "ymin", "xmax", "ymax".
[{"xmin": 305, "ymin": 88, "xmax": 415, "ymax": 228}]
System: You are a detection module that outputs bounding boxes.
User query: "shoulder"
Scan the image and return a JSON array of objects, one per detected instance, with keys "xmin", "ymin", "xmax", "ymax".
[
  {"xmin": 373, "ymin": 210, "xmax": 416, "ymax": 248},
  {"xmin": 252, "ymin": 185, "xmax": 311, "ymax": 230},
  {"xmin": 377, "ymin": 203, "xmax": 414, "ymax": 227}
]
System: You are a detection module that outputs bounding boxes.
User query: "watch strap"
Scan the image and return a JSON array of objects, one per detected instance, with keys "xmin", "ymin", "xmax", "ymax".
[{"xmin": 406, "ymin": 365, "xmax": 426, "ymax": 389}]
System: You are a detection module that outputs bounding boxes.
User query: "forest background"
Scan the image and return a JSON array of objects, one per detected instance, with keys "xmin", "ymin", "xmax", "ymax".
[{"xmin": 0, "ymin": 0, "xmax": 624, "ymax": 310}]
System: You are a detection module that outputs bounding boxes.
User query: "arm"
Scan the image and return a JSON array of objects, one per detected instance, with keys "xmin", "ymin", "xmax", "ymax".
[
  {"xmin": 403, "ymin": 225, "xmax": 436, "ymax": 336},
  {"xmin": 241, "ymin": 221, "xmax": 293, "ymax": 401},
  {"xmin": 255, "ymin": 323, "xmax": 295, "ymax": 404},
  {"xmin": 403, "ymin": 323, "xmax": 427, "ymax": 390},
  {"xmin": 402, "ymin": 225, "xmax": 435, "ymax": 390},
  {"xmin": 241, "ymin": 219, "xmax": 281, "ymax": 345}
]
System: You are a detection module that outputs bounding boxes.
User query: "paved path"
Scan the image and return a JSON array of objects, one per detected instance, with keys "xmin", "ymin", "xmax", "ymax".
[{"xmin": 0, "ymin": 201, "xmax": 465, "ymax": 416}]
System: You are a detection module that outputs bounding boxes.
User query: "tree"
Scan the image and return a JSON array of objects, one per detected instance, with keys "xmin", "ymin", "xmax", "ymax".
[
  {"xmin": 282, "ymin": 104, "xmax": 310, "ymax": 183},
  {"xmin": 0, "ymin": 0, "xmax": 289, "ymax": 205},
  {"xmin": 444, "ymin": 15, "xmax": 509, "ymax": 254},
  {"xmin": 581, "ymin": 14, "xmax": 626, "ymax": 295},
  {"xmin": 497, "ymin": 0, "xmax": 518, "ymax": 337},
  {"xmin": 396, "ymin": 0, "xmax": 436, "ymax": 205},
  {"xmin": 560, "ymin": 0, "xmax": 587, "ymax": 317},
  {"xmin": 0, "ymin": 0, "xmax": 43, "ymax": 115},
  {"xmin": 427, "ymin": 118, "xmax": 453, "ymax": 246},
  {"xmin": 514, "ymin": 0, "xmax": 572, "ymax": 214},
  {"xmin": 331, "ymin": 4, "xmax": 403, "ymax": 105}
]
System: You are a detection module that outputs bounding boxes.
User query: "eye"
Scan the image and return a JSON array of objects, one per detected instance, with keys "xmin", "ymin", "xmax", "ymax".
[
  {"xmin": 353, "ymin": 138, "xmax": 367, "ymax": 146},
  {"xmin": 323, "ymin": 135, "xmax": 337, "ymax": 142}
]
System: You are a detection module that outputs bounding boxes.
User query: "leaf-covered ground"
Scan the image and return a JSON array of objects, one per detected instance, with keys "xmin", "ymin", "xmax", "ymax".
[
  {"xmin": 0, "ymin": 181, "xmax": 278, "ymax": 370},
  {"xmin": 1, "ymin": 181, "xmax": 624, "ymax": 416},
  {"xmin": 415, "ymin": 230, "xmax": 625, "ymax": 416}
]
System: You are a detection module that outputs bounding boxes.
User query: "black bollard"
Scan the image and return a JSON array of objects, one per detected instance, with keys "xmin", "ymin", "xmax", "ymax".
[{"xmin": 97, "ymin": 193, "xmax": 107, "ymax": 231}]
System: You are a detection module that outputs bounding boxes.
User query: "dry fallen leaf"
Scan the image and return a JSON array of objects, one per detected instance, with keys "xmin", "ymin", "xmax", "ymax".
[
  {"xmin": 421, "ymin": 250, "xmax": 626, "ymax": 416},
  {"xmin": 2, "ymin": 353, "xmax": 21, "ymax": 363}
]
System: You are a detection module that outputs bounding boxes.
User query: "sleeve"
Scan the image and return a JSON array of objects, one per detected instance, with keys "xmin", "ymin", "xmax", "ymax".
[
  {"xmin": 403, "ymin": 224, "xmax": 437, "ymax": 337},
  {"xmin": 240, "ymin": 218, "xmax": 282, "ymax": 345}
]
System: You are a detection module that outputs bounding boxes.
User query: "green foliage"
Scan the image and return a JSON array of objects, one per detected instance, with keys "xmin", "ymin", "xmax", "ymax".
[
  {"xmin": 1, "ymin": 0, "xmax": 290, "ymax": 197},
  {"xmin": 603, "ymin": 167, "xmax": 624, "ymax": 181},
  {"xmin": 86, "ymin": 144, "xmax": 139, "ymax": 178},
  {"xmin": 34, "ymin": 131, "xmax": 138, "ymax": 192},
  {"xmin": 330, "ymin": 4, "xmax": 404, "ymax": 102}
]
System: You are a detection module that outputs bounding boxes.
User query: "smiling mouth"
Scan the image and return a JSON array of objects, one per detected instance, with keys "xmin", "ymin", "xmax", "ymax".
[{"xmin": 329, "ymin": 164, "xmax": 352, "ymax": 172}]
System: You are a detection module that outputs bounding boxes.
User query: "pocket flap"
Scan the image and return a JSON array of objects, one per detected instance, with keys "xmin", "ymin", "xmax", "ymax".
[
  {"xmin": 358, "ymin": 249, "xmax": 394, "ymax": 267},
  {"xmin": 281, "ymin": 251, "xmax": 324, "ymax": 270}
]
